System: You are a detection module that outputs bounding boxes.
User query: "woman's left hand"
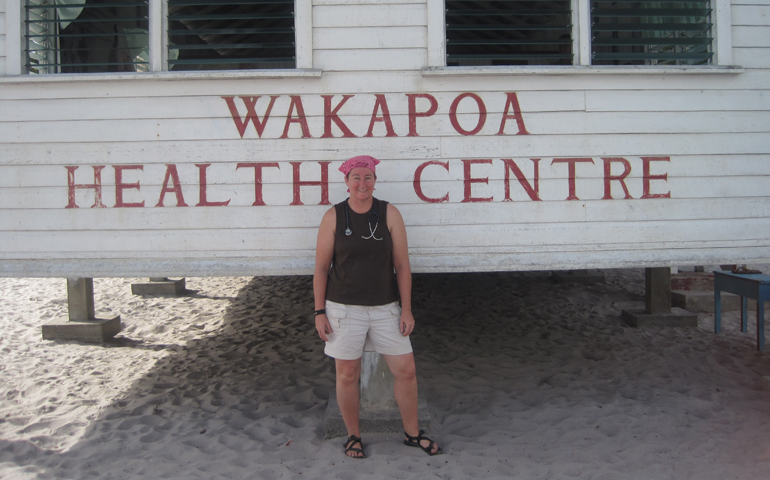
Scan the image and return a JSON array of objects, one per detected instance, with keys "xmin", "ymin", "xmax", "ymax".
[{"xmin": 400, "ymin": 311, "xmax": 415, "ymax": 336}]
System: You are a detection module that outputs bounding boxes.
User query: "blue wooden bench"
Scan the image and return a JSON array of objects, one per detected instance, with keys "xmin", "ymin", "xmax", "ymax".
[{"xmin": 714, "ymin": 271, "xmax": 770, "ymax": 351}]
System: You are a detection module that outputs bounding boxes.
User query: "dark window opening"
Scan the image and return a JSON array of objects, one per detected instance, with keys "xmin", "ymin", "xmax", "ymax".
[
  {"xmin": 168, "ymin": 0, "xmax": 295, "ymax": 71},
  {"xmin": 591, "ymin": 0, "xmax": 713, "ymax": 65},
  {"xmin": 446, "ymin": 0, "xmax": 573, "ymax": 66},
  {"xmin": 25, "ymin": 0, "xmax": 150, "ymax": 74}
]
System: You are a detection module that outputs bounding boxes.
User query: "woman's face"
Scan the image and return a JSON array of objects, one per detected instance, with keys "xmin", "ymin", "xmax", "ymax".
[{"xmin": 345, "ymin": 167, "xmax": 377, "ymax": 201}]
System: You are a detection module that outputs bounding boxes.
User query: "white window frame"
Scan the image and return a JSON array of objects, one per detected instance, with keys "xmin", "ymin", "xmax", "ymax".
[
  {"xmin": 4, "ymin": 0, "xmax": 317, "ymax": 78},
  {"xmin": 426, "ymin": 0, "xmax": 740, "ymax": 75}
]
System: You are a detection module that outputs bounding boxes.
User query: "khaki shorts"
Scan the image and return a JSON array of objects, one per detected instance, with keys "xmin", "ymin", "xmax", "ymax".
[{"xmin": 324, "ymin": 300, "xmax": 413, "ymax": 360}]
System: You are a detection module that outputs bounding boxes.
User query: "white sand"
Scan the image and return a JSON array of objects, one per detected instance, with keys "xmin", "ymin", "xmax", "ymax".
[{"xmin": 1, "ymin": 269, "xmax": 769, "ymax": 479}]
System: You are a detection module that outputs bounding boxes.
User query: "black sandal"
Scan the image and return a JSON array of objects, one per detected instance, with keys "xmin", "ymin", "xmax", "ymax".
[
  {"xmin": 404, "ymin": 430, "xmax": 443, "ymax": 456},
  {"xmin": 343, "ymin": 435, "xmax": 366, "ymax": 459}
]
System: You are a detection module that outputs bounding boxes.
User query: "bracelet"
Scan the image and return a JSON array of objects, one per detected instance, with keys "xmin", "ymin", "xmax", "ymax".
[{"xmin": 313, "ymin": 309, "xmax": 326, "ymax": 316}]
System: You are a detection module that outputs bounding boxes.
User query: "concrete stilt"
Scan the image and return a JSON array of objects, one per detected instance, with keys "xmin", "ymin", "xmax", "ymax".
[
  {"xmin": 325, "ymin": 352, "xmax": 430, "ymax": 439},
  {"xmin": 670, "ymin": 269, "xmax": 741, "ymax": 313},
  {"xmin": 622, "ymin": 267, "xmax": 697, "ymax": 327},
  {"xmin": 131, "ymin": 277, "xmax": 186, "ymax": 296},
  {"xmin": 42, "ymin": 278, "xmax": 121, "ymax": 342}
]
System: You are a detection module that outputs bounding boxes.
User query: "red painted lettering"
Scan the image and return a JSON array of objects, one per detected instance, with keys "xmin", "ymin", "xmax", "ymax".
[
  {"xmin": 365, "ymin": 94, "xmax": 398, "ymax": 137},
  {"xmin": 280, "ymin": 95, "xmax": 312, "ymax": 139},
  {"xmin": 551, "ymin": 158, "xmax": 595, "ymax": 201},
  {"xmin": 222, "ymin": 95, "xmax": 278, "ymax": 138},
  {"xmin": 65, "ymin": 166, "xmax": 106, "ymax": 209},
  {"xmin": 321, "ymin": 95, "xmax": 357, "ymax": 138},
  {"xmin": 450, "ymin": 93, "xmax": 487, "ymax": 136},
  {"xmin": 497, "ymin": 92, "xmax": 530, "ymax": 136},
  {"xmin": 196, "ymin": 164, "xmax": 231, "ymax": 207},
  {"xmin": 406, "ymin": 94, "xmax": 438, "ymax": 137},
  {"xmin": 156, "ymin": 164, "xmax": 188, "ymax": 207},
  {"xmin": 114, "ymin": 165, "xmax": 145, "ymax": 208},
  {"xmin": 413, "ymin": 161, "xmax": 450, "ymax": 203},
  {"xmin": 236, "ymin": 162, "xmax": 281, "ymax": 206},
  {"xmin": 641, "ymin": 157, "xmax": 671, "ymax": 199},
  {"xmin": 462, "ymin": 159, "xmax": 493, "ymax": 202},
  {"xmin": 602, "ymin": 158, "xmax": 633, "ymax": 200},
  {"xmin": 502, "ymin": 159, "xmax": 541, "ymax": 201},
  {"xmin": 290, "ymin": 161, "xmax": 331, "ymax": 206}
]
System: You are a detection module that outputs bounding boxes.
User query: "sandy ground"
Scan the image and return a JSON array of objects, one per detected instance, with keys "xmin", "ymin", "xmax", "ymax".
[{"xmin": 0, "ymin": 268, "xmax": 769, "ymax": 479}]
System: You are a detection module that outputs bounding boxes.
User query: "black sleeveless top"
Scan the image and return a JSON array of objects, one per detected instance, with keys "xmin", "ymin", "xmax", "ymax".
[{"xmin": 325, "ymin": 197, "xmax": 399, "ymax": 306}]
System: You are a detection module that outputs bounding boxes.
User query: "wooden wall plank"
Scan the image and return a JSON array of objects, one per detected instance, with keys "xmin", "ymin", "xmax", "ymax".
[
  {"xmin": 314, "ymin": 48, "xmax": 427, "ymax": 71},
  {"xmin": 2, "ymin": 197, "xmax": 768, "ymax": 233},
  {"xmin": 4, "ymin": 174, "xmax": 768, "ymax": 210},
  {"xmin": 733, "ymin": 26, "xmax": 770, "ymax": 47},
  {"xmin": 0, "ymin": 137, "xmax": 442, "ymax": 165},
  {"xmin": 314, "ymin": 26, "xmax": 426, "ymax": 50},
  {"xmin": 586, "ymin": 89, "xmax": 770, "ymax": 112},
  {"xmin": 3, "ymin": 242, "xmax": 770, "ymax": 277},
  {"xmin": 731, "ymin": 5, "xmax": 770, "ymax": 26},
  {"xmin": 733, "ymin": 47, "xmax": 770, "ymax": 68},
  {"xmin": 3, "ymin": 71, "xmax": 769, "ymax": 101},
  {"xmin": 313, "ymin": 4, "xmax": 425, "ymax": 28},
  {"xmin": 3, "ymin": 218, "xmax": 769, "ymax": 254},
  {"xmin": 314, "ymin": 0, "xmax": 421, "ymax": 5},
  {"xmin": 2, "ymin": 109, "xmax": 769, "ymax": 143},
  {"xmin": 0, "ymin": 91, "xmax": 588, "ymax": 122},
  {"xmin": 3, "ymin": 155, "xmax": 769, "ymax": 187}
]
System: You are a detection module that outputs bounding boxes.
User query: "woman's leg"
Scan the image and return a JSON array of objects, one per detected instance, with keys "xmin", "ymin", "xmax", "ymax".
[
  {"xmin": 383, "ymin": 353, "xmax": 440, "ymax": 454},
  {"xmin": 336, "ymin": 358, "xmax": 362, "ymax": 438}
]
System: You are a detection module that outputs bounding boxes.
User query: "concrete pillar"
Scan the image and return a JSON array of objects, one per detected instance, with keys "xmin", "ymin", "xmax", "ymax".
[
  {"xmin": 325, "ymin": 352, "xmax": 430, "ymax": 439},
  {"xmin": 360, "ymin": 352, "xmax": 397, "ymax": 410},
  {"xmin": 622, "ymin": 267, "xmax": 697, "ymax": 327},
  {"xmin": 42, "ymin": 278, "xmax": 121, "ymax": 342},
  {"xmin": 645, "ymin": 267, "xmax": 671, "ymax": 314},
  {"xmin": 67, "ymin": 278, "xmax": 96, "ymax": 321},
  {"xmin": 131, "ymin": 277, "xmax": 186, "ymax": 295}
]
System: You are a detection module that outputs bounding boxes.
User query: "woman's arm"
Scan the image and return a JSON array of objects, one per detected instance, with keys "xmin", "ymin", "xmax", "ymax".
[
  {"xmin": 313, "ymin": 207, "xmax": 336, "ymax": 341},
  {"xmin": 388, "ymin": 203, "xmax": 414, "ymax": 336}
]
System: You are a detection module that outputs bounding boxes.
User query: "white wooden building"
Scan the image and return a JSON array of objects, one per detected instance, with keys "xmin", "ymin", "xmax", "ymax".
[{"xmin": 1, "ymin": 0, "xmax": 769, "ymax": 278}]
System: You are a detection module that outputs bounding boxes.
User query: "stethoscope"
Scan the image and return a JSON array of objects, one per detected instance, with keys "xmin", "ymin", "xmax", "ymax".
[{"xmin": 344, "ymin": 199, "xmax": 383, "ymax": 241}]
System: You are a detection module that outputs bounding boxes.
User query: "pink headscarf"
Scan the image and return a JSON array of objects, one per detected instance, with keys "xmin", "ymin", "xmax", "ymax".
[{"xmin": 338, "ymin": 155, "xmax": 380, "ymax": 177}]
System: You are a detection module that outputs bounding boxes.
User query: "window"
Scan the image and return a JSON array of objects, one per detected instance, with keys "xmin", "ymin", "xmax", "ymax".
[
  {"xmin": 436, "ymin": 0, "xmax": 723, "ymax": 68},
  {"xmin": 23, "ymin": 0, "xmax": 297, "ymax": 74},
  {"xmin": 445, "ymin": 0, "xmax": 573, "ymax": 66},
  {"xmin": 167, "ymin": 0, "xmax": 295, "ymax": 71},
  {"xmin": 25, "ymin": 0, "xmax": 150, "ymax": 74},
  {"xmin": 591, "ymin": 0, "xmax": 713, "ymax": 66}
]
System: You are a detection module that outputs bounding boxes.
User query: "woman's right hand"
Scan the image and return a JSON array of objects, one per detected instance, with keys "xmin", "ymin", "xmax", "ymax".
[{"xmin": 315, "ymin": 313, "xmax": 333, "ymax": 342}]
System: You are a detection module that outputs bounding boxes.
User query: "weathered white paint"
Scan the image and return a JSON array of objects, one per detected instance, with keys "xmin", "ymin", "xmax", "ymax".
[
  {"xmin": 1, "ymin": 0, "xmax": 769, "ymax": 278},
  {"xmin": 0, "ymin": 4, "xmax": 6, "ymax": 76},
  {"xmin": 3, "ymin": 0, "xmax": 21, "ymax": 75}
]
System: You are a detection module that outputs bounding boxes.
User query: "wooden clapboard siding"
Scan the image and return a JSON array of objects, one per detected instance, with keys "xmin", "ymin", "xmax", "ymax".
[
  {"xmin": 733, "ymin": 2, "xmax": 770, "ymax": 70},
  {"xmin": 0, "ymin": 4, "xmax": 5, "ymax": 76},
  {"xmin": 734, "ymin": 47, "xmax": 770, "ymax": 68},
  {"xmin": 4, "ymin": 155, "xmax": 770, "ymax": 187},
  {"xmin": 1, "ymin": 197, "xmax": 768, "ymax": 233},
  {"xmin": 313, "ymin": 1, "xmax": 426, "ymax": 71},
  {"xmin": 0, "ymin": 1, "xmax": 769, "ymax": 277},
  {"xmin": 4, "ymin": 111, "xmax": 770, "ymax": 143}
]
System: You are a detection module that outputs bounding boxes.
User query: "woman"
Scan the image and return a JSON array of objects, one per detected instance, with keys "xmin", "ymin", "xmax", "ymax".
[{"xmin": 313, "ymin": 155, "xmax": 442, "ymax": 459}]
